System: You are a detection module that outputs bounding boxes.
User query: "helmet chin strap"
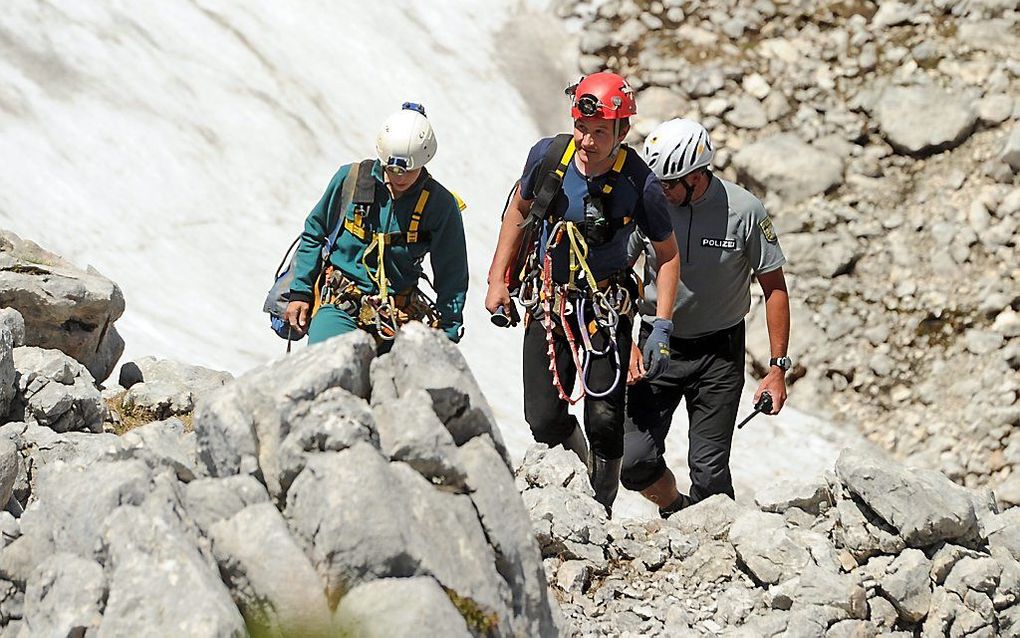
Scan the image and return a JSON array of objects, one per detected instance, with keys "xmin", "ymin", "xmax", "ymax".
[{"xmin": 677, "ymin": 175, "xmax": 695, "ymax": 207}]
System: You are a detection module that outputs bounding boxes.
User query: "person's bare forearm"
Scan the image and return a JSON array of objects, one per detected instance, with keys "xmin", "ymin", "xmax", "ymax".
[
  {"xmin": 758, "ymin": 269, "xmax": 790, "ymax": 358},
  {"xmin": 487, "ymin": 189, "xmax": 528, "ymax": 284},
  {"xmin": 765, "ymin": 288, "xmax": 790, "ymax": 358}
]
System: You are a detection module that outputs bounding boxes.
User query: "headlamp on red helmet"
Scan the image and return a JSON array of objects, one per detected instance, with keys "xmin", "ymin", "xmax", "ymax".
[{"xmin": 566, "ymin": 72, "xmax": 637, "ymax": 121}]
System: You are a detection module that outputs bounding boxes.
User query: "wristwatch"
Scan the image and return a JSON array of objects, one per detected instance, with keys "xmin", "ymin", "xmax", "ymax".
[{"xmin": 770, "ymin": 356, "xmax": 793, "ymax": 371}]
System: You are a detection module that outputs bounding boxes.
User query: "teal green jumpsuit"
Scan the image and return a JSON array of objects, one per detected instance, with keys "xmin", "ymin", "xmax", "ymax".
[{"xmin": 289, "ymin": 161, "xmax": 468, "ymax": 343}]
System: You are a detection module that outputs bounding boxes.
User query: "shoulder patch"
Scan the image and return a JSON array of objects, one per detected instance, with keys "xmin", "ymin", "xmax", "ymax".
[
  {"xmin": 759, "ymin": 216, "xmax": 777, "ymax": 242},
  {"xmin": 451, "ymin": 190, "xmax": 467, "ymax": 212}
]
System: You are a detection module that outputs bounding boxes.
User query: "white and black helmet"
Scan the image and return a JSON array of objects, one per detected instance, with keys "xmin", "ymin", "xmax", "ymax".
[
  {"xmin": 375, "ymin": 102, "xmax": 436, "ymax": 173},
  {"xmin": 642, "ymin": 118, "xmax": 715, "ymax": 181}
]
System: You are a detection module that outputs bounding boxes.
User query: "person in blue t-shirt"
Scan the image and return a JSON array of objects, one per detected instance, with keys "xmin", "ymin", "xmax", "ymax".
[{"xmin": 485, "ymin": 72, "xmax": 680, "ymax": 516}]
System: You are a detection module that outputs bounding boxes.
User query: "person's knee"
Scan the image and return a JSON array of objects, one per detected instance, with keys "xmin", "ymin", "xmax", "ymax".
[
  {"xmin": 525, "ymin": 410, "xmax": 574, "ymax": 446},
  {"xmin": 586, "ymin": 398, "xmax": 624, "ymax": 457},
  {"xmin": 621, "ymin": 454, "xmax": 666, "ymax": 491},
  {"xmin": 307, "ymin": 308, "xmax": 358, "ymax": 344}
]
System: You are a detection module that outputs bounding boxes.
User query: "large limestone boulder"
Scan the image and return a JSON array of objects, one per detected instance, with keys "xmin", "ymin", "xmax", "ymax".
[
  {"xmin": 835, "ymin": 447, "xmax": 978, "ymax": 547},
  {"xmin": 732, "ymin": 133, "xmax": 844, "ymax": 203},
  {"xmin": 867, "ymin": 85, "xmax": 978, "ymax": 156},
  {"xmin": 0, "ymin": 230, "xmax": 124, "ymax": 383},
  {"xmin": 10, "ymin": 347, "xmax": 103, "ymax": 433}
]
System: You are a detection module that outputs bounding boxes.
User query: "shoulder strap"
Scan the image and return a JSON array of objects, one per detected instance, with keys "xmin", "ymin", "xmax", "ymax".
[
  {"xmin": 353, "ymin": 159, "xmax": 377, "ymax": 205},
  {"xmin": 406, "ymin": 178, "xmax": 432, "ymax": 244},
  {"xmin": 324, "ymin": 160, "xmax": 376, "ymax": 255},
  {"xmin": 520, "ymin": 133, "xmax": 575, "ymax": 230}
]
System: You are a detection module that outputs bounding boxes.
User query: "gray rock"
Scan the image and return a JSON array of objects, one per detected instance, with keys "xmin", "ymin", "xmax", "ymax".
[
  {"xmin": 118, "ymin": 357, "xmax": 232, "ymax": 419},
  {"xmin": 12, "ymin": 347, "xmax": 103, "ymax": 433},
  {"xmin": 388, "ymin": 462, "xmax": 510, "ymax": 629},
  {"xmin": 1002, "ymin": 124, "xmax": 1020, "ymax": 172},
  {"xmin": 944, "ymin": 556, "xmax": 1001, "ymax": 596},
  {"xmin": 99, "ymin": 505, "xmax": 246, "ymax": 637},
  {"xmin": 20, "ymin": 459, "xmax": 152, "ymax": 559},
  {"xmin": 21, "ymin": 553, "xmax": 105, "ymax": 637},
  {"xmin": 370, "ymin": 324, "xmax": 506, "ymax": 461},
  {"xmin": 0, "ymin": 230, "xmax": 124, "ymax": 382},
  {"xmin": 374, "ymin": 389, "xmax": 465, "ymax": 488},
  {"xmin": 635, "ymin": 87, "xmax": 688, "ymax": 127},
  {"xmin": 0, "ymin": 330, "xmax": 14, "ymax": 420},
  {"xmin": 870, "ymin": 85, "xmax": 978, "ymax": 156},
  {"xmin": 930, "ymin": 544, "xmax": 985, "ymax": 584},
  {"xmin": 0, "ymin": 437, "xmax": 20, "ymax": 508},
  {"xmin": 334, "ymin": 577, "xmax": 471, "ymax": 638},
  {"xmin": 977, "ymin": 94, "xmax": 1015, "ymax": 126},
  {"xmin": 835, "ymin": 447, "xmax": 978, "ymax": 546},
  {"xmin": 670, "ymin": 493, "xmax": 746, "ymax": 540},
  {"xmin": 965, "ymin": 329, "xmax": 1005, "ymax": 355},
  {"xmin": 870, "ymin": 1, "xmax": 917, "ymax": 28},
  {"xmin": 457, "ymin": 437, "xmax": 557, "ymax": 637},
  {"xmin": 730, "ymin": 511, "xmax": 839, "ymax": 585},
  {"xmin": 118, "ymin": 417, "xmax": 200, "ymax": 481},
  {"xmin": 988, "ymin": 509, "xmax": 1020, "ymax": 563},
  {"xmin": 825, "ymin": 619, "xmax": 878, "ymax": 637},
  {"xmin": 880, "ymin": 548, "xmax": 932, "ymax": 622},
  {"xmin": 193, "ymin": 330, "xmax": 375, "ymax": 499},
  {"xmin": 556, "ymin": 560, "xmax": 592, "ymax": 593},
  {"xmin": 209, "ymin": 503, "xmax": 332, "ymax": 637},
  {"xmin": 183, "ymin": 474, "xmax": 270, "ymax": 534},
  {"xmin": 756, "ymin": 477, "xmax": 831, "ymax": 515},
  {"xmin": 521, "ymin": 483, "xmax": 609, "ymax": 562},
  {"xmin": 725, "ymin": 95, "xmax": 768, "ymax": 129},
  {"xmin": 733, "ymin": 133, "xmax": 844, "ymax": 203},
  {"xmin": 766, "ymin": 566, "xmax": 867, "ymax": 619},
  {"xmin": 515, "ymin": 445, "xmax": 592, "ymax": 496},
  {"xmin": 15, "ymin": 424, "xmax": 125, "ymax": 497},
  {"xmin": 0, "ymin": 309, "xmax": 24, "ymax": 348},
  {"xmin": 283, "ymin": 443, "xmax": 420, "ymax": 607},
  {"xmin": 275, "ymin": 386, "xmax": 377, "ymax": 498},
  {"xmin": 0, "ymin": 511, "xmax": 18, "ymax": 548}
]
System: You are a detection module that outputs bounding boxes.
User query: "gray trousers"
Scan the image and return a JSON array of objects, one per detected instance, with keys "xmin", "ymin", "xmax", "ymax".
[{"xmin": 622, "ymin": 321, "xmax": 745, "ymax": 503}]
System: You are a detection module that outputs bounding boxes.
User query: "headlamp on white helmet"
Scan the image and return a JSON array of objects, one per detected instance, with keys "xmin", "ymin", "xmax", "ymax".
[
  {"xmin": 643, "ymin": 118, "xmax": 715, "ymax": 182},
  {"xmin": 376, "ymin": 102, "xmax": 437, "ymax": 174}
]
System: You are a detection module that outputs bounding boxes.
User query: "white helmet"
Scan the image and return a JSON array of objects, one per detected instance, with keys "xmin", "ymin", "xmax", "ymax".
[
  {"xmin": 642, "ymin": 118, "xmax": 715, "ymax": 181},
  {"xmin": 375, "ymin": 102, "xmax": 436, "ymax": 172}
]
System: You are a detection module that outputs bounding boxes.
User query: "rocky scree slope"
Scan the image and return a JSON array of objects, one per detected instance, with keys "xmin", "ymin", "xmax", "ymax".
[{"xmin": 557, "ymin": 0, "xmax": 1020, "ymax": 502}]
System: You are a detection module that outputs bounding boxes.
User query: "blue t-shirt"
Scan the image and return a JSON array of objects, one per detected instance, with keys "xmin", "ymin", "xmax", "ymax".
[{"xmin": 519, "ymin": 137, "xmax": 674, "ymax": 283}]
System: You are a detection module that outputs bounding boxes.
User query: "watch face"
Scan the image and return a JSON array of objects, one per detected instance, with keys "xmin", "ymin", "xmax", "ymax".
[{"xmin": 772, "ymin": 357, "xmax": 792, "ymax": 370}]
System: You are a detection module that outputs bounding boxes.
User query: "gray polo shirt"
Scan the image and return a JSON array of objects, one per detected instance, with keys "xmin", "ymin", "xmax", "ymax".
[{"xmin": 630, "ymin": 176, "xmax": 786, "ymax": 338}]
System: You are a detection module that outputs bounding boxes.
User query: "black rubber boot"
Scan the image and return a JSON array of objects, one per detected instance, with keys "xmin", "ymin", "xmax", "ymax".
[
  {"xmin": 561, "ymin": 418, "xmax": 590, "ymax": 471},
  {"xmin": 658, "ymin": 493, "xmax": 691, "ymax": 520},
  {"xmin": 591, "ymin": 455, "xmax": 622, "ymax": 518}
]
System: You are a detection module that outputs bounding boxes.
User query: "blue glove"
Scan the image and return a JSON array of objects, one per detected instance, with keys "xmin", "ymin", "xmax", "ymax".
[{"xmin": 642, "ymin": 318, "xmax": 673, "ymax": 381}]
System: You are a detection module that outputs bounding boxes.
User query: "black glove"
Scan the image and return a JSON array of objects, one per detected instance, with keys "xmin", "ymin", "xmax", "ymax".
[{"xmin": 642, "ymin": 318, "xmax": 673, "ymax": 381}]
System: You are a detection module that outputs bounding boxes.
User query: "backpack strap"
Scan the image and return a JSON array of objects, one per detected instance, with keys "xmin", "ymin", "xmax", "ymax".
[
  {"xmin": 353, "ymin": 158, "xmax": 377, "ymax": 205},
  {"xmin": 406, "ymin": 179, "xmax": 431, "ymax": 243},
  {"xmin": 520, "ymin": 133, "xmax": 575, "ymax": 231},
  {"xmin": 328, "ymin": 159, "xmax": 377, "ymax": 247}
]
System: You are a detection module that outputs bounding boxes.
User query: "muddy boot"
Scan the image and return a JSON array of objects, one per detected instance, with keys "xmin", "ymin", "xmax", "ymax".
[
  {"xmin": 591, "ymin": 455, "xmax": 622, "ymax": 518},
  {"xmin": 560, "ymin": 418, "xmax": 590, "ymax": 470}
]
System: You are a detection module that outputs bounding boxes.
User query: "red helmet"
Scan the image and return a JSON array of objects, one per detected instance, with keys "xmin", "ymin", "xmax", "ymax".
[{"xmin": 567, "ymin": 72, "xmax": 637, "ymax": 120}]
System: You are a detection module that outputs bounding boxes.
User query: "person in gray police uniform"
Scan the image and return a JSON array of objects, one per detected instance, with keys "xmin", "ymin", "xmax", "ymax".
[{"xmin": 623, "ymin": 118, "xmax": 792, "ymax": 518}]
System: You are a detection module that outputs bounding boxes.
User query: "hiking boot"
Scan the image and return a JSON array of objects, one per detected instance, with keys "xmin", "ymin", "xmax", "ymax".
[{"xmin": 658, "ymin": 493, "xmax": 691, "ymax": 520}]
